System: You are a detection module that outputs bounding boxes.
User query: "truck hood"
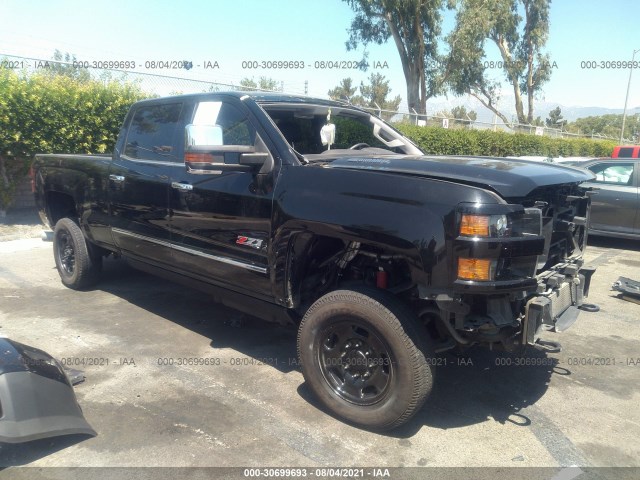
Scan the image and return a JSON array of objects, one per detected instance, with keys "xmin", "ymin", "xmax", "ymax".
[{"xmin": 326, "ymin": 155, "xmax": 595, "ymax": 198}]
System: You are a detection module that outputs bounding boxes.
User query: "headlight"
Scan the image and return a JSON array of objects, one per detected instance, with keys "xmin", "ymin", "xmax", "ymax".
[{"xmin": 460, "ymin": 214, "xmax": 509, "ymax": 237}]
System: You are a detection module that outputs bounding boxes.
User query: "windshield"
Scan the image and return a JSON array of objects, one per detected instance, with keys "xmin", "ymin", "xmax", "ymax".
[{"xmin": 258, "ymin": 103, "xmax": 422, "ymax": 158}]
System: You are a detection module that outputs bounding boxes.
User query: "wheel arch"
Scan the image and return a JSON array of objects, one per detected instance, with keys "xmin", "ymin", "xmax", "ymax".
[
  {"xmin": 274, "ymin": 225, "xmax": 426, "ymax": 318},
  {"xmin": 44, "ymin": 191, "xmax": 78, "ymax": 228}
]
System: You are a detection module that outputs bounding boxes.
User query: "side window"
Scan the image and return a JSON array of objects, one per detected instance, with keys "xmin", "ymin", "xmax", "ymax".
[
  {"xmin": 588, "ymin": 162, "xmax": 635, "ymax": 186},
  {"xmin": 124, "ymin": 103, "xmax": 184, "ymax": 162},
  {"xmin": 192, "ymin": 101, "xmax": 255, "ymax": 146}
]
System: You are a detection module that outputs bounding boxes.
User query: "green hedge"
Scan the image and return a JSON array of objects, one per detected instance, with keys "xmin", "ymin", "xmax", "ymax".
[
  {"xmin": 0, "ymin": 69, "xmax": 147, "ymax": 209},
  {"xmin": 395, "ymin": 124, "xmax": 617, "ymax": 158},
  {"xmin": 0, "ymin": 67, "xmax": 618, "ymax": 210}
]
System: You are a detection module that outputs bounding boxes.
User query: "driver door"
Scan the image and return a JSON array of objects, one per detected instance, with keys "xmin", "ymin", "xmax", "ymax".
[
  {"xmin": 584, "ymin": 161, "xmax": 638, "ymax": 236},
  {"xmin": 168, "ymin": 97, "xmax": 276, "ymax": 300}
]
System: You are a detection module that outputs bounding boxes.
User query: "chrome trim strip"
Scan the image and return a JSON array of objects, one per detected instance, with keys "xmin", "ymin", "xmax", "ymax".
[
  {"xmin": 170, "ymin": 243, "xmax": 267, "ymax": 273},
  {"xmin": 111, "ymin": 228, "xmax": 267, "ymax": 274},
  {"xmin": 112, "ymin": 228, "xmax": 172, "ymax": 249},
  {"xmin": 118, "ymin": 155, "xmax": 183, "ymax": 167}
]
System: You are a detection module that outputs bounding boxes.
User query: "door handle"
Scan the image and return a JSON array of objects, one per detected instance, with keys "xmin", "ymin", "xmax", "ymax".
[
  {"xmin": 109, "ymin": 174, "xmax": 125, "ymax": 183},
  {"xmin": 171, "ymin": 182, "xmax": 193, "ymax": 191}
]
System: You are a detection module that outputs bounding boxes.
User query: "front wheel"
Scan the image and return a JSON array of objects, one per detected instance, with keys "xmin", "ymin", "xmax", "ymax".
[
  {"xmin": 53, "ymin": 218, "xmax": 102, "ymax": 290},
  {"xmin": 297, "ymin": 288, "xmax": 434, "ymax": 430}
]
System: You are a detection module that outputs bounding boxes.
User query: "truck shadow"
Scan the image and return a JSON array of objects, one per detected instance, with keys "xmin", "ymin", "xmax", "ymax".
[
  {"xmin": 394, "ymin": 347, "xmax": 562, "ymax": 437},
  {"xmin": 588, "ymin": 235, "xmax": 640, "ymax": 252},
  {"xmin": 297, "ymin": 347, "xmax": 559, "ymax": 437},
  {"xmin": 97, "ymin": 258, "xmax": 560, "ymax": 437},
  {"xmin": 98, "ymin": 258, "xmax": 299, "ymax": 374}
]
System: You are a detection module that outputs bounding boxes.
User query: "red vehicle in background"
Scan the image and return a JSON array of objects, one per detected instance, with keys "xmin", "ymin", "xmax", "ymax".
[{"xmin": 612, "ymin": 145, "xmax": 640, "ymax": 158}]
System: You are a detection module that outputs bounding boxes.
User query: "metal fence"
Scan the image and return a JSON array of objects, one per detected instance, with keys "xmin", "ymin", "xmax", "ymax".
[
  {"xmin": 0, "ymin": 53, "xmax": 631, "ymax": 143},
  {"xmin": 359, "ymin": 105, "xmax": 626, "ymax": 141}
]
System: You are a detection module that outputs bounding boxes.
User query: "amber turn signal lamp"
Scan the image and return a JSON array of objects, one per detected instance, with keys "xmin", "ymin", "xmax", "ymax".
[
  {"xmin": 460, "ymin": 214, "xmax": 490, "ymax": 236},
  {"xmin": 185, "ymin": 152, "xmax": 215, "ymax": 162},
  {"xmin": 457, "ymin": 258, "xmax": 494, "ymax": 281}
]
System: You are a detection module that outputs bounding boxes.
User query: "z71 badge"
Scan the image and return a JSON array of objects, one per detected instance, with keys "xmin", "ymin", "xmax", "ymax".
[{"xmin": 236, "ymin": 236, "xmax": 263, "ymax": 249}]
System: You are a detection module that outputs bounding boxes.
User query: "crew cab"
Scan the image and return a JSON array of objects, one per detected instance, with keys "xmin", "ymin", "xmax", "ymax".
[{"xmin": 33, "ymin": 92, "xmax": 598, "ymax": 430}]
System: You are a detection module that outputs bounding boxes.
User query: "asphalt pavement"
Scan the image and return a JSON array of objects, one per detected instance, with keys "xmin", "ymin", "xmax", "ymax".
[{"xmin": 0, "ymin": 236, "xmax": 638, "ymax": 476}]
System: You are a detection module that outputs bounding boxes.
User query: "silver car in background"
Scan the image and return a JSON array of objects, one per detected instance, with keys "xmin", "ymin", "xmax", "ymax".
[{"xmin": 565, "ymin": 158, "xmax": 640, "ymax": 239}]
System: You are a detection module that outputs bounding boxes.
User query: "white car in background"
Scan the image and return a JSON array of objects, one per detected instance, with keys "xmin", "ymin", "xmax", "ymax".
[{"xmin": 506, "ymin": 156, "xmax": 599, "ymax": 165}]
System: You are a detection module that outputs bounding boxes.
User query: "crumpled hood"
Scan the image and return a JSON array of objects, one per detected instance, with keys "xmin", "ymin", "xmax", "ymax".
[{"xmin": 326, "ymin": 155, "xmax": 595, "ymax": 198}]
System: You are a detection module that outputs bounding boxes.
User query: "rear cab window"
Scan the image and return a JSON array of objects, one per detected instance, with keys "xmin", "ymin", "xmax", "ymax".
[{"xmin": 612, "ymin": 146, "xmax": 640, "ymax": 158}]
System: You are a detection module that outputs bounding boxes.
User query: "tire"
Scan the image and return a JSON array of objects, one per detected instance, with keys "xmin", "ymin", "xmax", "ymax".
[
  {"xmin": 53, "ymin": 218, "xmax": 102, "ymax": 290},
  {"xmin": 297, "ymin": 287, "xmax": 434, "ymax": 430}
]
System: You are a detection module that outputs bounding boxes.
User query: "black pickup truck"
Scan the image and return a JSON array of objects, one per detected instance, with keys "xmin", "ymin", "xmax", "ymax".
[{"xmin": 33, "ymin": 92, "xmax": 598, "ymax": 430}]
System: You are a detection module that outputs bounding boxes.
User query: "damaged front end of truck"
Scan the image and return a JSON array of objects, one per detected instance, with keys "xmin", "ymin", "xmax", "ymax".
[{"xmin": 432, "ymin": 181, "xmax": 599, "ymax": 353}]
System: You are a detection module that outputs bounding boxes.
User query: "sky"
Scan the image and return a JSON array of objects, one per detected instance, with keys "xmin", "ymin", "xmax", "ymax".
[{"xmin": 0, "ymin": 0, "xmax": 639, "ymax": 118}]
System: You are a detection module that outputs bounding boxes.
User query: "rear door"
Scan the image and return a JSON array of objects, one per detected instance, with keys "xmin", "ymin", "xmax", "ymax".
[
  {"xmin": 109, "ymin": 101, "xmax": 188, "ymax": 267},
  {"xmin": 583, "ymin": 161, "xmax": 638, "ymax": 235},
  {"xmin": 168, "ymin": 96, "xmax": 277, "ymax": 300}
]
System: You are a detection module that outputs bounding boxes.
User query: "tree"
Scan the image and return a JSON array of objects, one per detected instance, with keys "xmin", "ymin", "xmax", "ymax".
[
  {"xmin": 545, "ymin": 106, "xmax": 565, "ymax": 128},
  {"xmin": 46, "ymin": 50, "xmax": 91, "ymax": 82},
  {"xmin": 447, "ymin": 0, "xmax": 553, "ymax": 126},
  {"xmin": 432, "ymin": 106, "xmax": 477, "ymax": 127},
  {"xmin": 240, "ymin": 77, "xmax": 282, "ymax": 92},
  {"xmin": 359, "ymin": 73, "xmax": 401, "ymax": 114},
  {"xmin": 344, "ymin": 0, "xmax": 449, "ymax": 114},
  {"xmin": 328, "ymin": 78, "xmax": 362, "ymax": 104},
  {"xmin": 327, "ymin": 74, "xmax": 401, "ymax": 119},
  {"xmin": 451, "ymin": 105, "xmax": 477, "ymax": 124},
  {"xmin": 565, "ymin": 113, "xmax": 639, "ymax": 139}
]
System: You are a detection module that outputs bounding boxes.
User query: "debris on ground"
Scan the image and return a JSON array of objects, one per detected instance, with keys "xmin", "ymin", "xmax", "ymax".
[{"xmin": 612, "ymin": 276, "xmax": 640, "ymax": 304}]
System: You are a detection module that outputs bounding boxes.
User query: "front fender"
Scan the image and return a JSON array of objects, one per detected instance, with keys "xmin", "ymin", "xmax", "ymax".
[{"xmin": 270, "ymin": 165, "xmax": 504, "ymax": 302}]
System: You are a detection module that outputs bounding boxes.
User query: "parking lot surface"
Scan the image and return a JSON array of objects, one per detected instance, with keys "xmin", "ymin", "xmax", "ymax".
[{"xmin": 0, "ymin": 236, "xmax": 639, "ymax": 473}]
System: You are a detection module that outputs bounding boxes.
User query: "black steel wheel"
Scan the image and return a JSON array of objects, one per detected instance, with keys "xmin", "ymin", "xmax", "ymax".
[
  {"xmin": 298, "ymin": 288, "xmax": 434, "ymax": 430},
  {"xmin": 53, "ymin": 218, "xmax": 102, "ymax": 290},
  {"xmin": 318, "ymin": 318, "xmax": 394, "ymax": 406}
]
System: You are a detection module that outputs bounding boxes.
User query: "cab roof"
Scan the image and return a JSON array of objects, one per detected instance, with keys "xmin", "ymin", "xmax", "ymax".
[{"xmin": 133, "ymin": 91, "xmax": 350, "ymax": 109}]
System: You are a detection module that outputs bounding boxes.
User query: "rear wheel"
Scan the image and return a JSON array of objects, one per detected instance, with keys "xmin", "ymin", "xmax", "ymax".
[
  {"xmin": 53, "ymin": 218, "xmax": 102, "ymax": 290},
  {"xmin": 297, "ymin": 288, "xmax": 434, "ymax": 430}
]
